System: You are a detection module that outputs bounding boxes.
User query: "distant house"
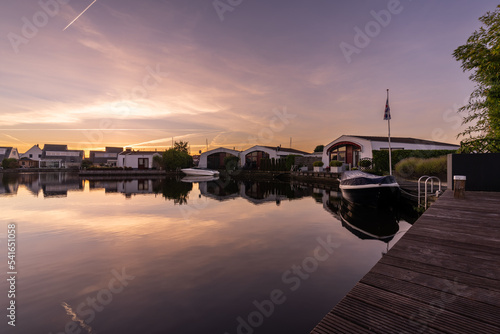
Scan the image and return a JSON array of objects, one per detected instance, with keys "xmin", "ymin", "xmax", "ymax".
[
  {"xmin": 198, "ymin": 147, "xmax": 240, "ymax": 169},
  {"xmin": 117, "ymin": 149, "xmax": 161, "ymax": 169},
  {"xmin": 0, "ymin": 147, "xmax": 20, "ymax": 162},
  {"xmin": 18, "ymin": 157, "xmax": 39, "ymax": 168},
  {"xmin": 322, "ymin": 135, "xmax": 460, "ymax": 167},
  {"xmin": 241, "ymin": 145, "xmax": 309, "ymax": 169},
  {"xmin": 20, "ymin": 144, "xmax": 42, "ymax": 162},
  {"xmin": 40, "ymin": 144, "xmax": 84, "ymax": 169},
  {"xmin": 89, "ymin": 147, "xmax": 123, "ymax": 166}
]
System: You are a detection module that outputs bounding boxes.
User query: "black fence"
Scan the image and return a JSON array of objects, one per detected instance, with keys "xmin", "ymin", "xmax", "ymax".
[{"xmin": 447, "ymin": 153, "xmax": 500, "ymax": 191}]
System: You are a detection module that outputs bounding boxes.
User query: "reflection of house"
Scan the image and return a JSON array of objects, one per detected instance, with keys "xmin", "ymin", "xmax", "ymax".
[
  {"xmin": 117, "ymin": 180, "xmax": 155, "ymax": 198},
  {"xmin": 89, "ymin": 147, "xmax": 123, "ymax": 166},
  {"xmin": 198, "ymin": 148, "xmax": 240, "ymax": 169},
  {"xmin": 20, "ymin": 144, "xmax": 42, "ymax": 163},
  {"xmin": 39, "ymin": 172, "xmax": 84, "ymax": 197},
  {"xmin": 0, "ymin": 147, "xmax": 20, "ymax": 162},
  {"xmin": 241, "ymin": 146, "xmax": 308, "ymax": 169},
  {"xmin": 40, "ymin": 144, "xmax": 84, "ymax": 169},
  {"xmin": 322, "ymin": 135, "xmax": 460, "ymax": 168},
  {"xmin": 0, "ymin": 175, "xmax": 19, "ymax": 196},
  {"xmin": 117, "ymin": 150, "xmax": 161, "ymax": 169}
]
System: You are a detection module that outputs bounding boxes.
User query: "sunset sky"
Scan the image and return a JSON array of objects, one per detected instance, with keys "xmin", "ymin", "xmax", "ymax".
[{"xmin": 1, "ymin": 0, "xmax": 497, "ymax": 154}]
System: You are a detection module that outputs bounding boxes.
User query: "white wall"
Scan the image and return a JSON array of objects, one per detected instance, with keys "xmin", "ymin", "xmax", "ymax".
[{"xmin": 117, "ymin": 153, "xmax": 160, "ymax": 168}]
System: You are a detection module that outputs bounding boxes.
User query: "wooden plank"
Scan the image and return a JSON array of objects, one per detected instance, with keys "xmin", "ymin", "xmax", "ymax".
[
  {"xmin": 360, "ymin": 272, "xmax": 500, "ymax": 326},
  {"xmin": 348, "ymin": 283, "xmax": 500, "ymax": 334},
  {"xmin": 403, "ymin": 232, "xmax": 500, "ymax": 256},
  {"xmin": 311, "ymin": 313, "xmax": 374, "ymax": 334},
  {"xmin": 379, "ymin": 254, "xmax": 500, "ymax": 292}
]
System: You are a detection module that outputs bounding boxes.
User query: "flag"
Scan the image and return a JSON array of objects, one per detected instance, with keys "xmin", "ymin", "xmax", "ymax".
[{"xmin": 384, "ymin": 97, "xmax": 391, "ymax": 120}]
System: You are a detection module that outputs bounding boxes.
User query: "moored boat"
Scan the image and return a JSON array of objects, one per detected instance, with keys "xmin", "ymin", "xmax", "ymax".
[
  {"xmin": 340, "ymin": 170, "xmax": 400, "ymax": 207},
  {"xmin": 181, "ymin": 168, "xmax": 220, "ymax": 176}
]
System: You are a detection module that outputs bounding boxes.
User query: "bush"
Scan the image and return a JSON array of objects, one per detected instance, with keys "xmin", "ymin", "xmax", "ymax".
[
  {"xmin": 329, "ymin": 160, "xmax": 343, "ymax": 167},
  {"xmin": 313, "ymin": 161, "xmax": 324, "ymax": 167},
  {"xmin": 372, "ymin": 149, "xmax": 456, "ymax": 173},
  {"xmin": 286, "ymin": 155, "xmax": 300, "ymax": 171},
  {"xmin": 395, "ymin": 156, "xmax": 447, "ymax": 179},
  {"xmin": 81, "ymin": 159, "xmax": 93, "ymax": 169},
  {"xmin": 359, "ymin": 160, "xmax": 371, "ymax": 168},
  {"xmin": 2, "ymin": 158, "xmax": 18, "ymax": 169}
]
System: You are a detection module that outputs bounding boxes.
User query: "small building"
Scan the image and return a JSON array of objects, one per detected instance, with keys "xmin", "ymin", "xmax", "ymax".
[
  {"xmin": 241, "ymin": 145, "xmax": 309, "ymax": 169},
  {"xmin": 89, "ymin": 147, "xmax": 123, "ymax": 166},
  {"xmin": 322, "ymin": 135, "xmax": 460, "ymax": 167},
  {"xmin": 198, "ymin": 147, "xmax": 240, "ymax": 169},
  {"xmin": 20, "ymin": 144, "xmax": 42, "ymax": 162},
  {"xmin": 117, "ymin": 150, "xmax": 161, "ymax": 169},
  {"xmin": 18, "ymin": 157, "xmax": 39, "ymax": 168},
  {"xmin": 0, "ymin": 147, "xmax": 20, "ymax": 162},
  {"xmin": 40, "ymin": 144, "xmax": 84, "ymax": 169}
]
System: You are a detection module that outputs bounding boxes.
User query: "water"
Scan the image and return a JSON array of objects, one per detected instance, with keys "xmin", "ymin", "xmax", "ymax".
[{"xmin": 0, "ymin": 173, "xmax": 413, "ymax": 334}]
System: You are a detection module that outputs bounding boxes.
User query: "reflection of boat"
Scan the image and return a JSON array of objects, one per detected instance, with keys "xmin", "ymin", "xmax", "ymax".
[
  {"xmin": 340, "ymin": 171, "xmax": 400, "ymax": 207},
  {"xmin": 340, "ymin": 199, "xmax": 399, "ymax": 243},
  {"xmin": 181, "ymin": 168, "xmax": 220, "ymax": 176},
  {"xmin": 181, "ymin": 175, "xmax": 219, "ymax": 183}
]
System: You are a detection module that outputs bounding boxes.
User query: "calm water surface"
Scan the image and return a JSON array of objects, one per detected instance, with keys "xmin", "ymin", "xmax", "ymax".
[{"xmin": 0, "ymin": 173, "xmax": 413, "ymax": 334}]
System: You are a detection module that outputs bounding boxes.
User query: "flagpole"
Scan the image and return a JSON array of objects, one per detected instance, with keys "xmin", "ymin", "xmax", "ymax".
[{"xmin": 387, "ymin": 89, "xmax": 392, "ymax": 176}]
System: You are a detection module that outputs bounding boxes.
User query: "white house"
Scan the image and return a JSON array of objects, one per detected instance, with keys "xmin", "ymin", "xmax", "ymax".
[
  {"xmin": 0, "ymin": 147, "xmax": 19, "ymax": 162},
  {"xmin": 322, "ymin": 135, "xmax": 460, "ymax": 167},
  {"xmin": 20, "ymin": 144, "xmax": 43, "ymax": 161},
  {"xmin": 198, "ymin": 147, "xmax": 240, "ymax": 169},
  {"xmin": 40, "ymin": 144, "xmax": 84, "ymax": 169},
  {"xmin": 117, "ymin": 150, "xmax": 161, "ymax": 169},
  {"xmin": 240, "ymin": 145, "xmax": 309, "ymax": 169}
]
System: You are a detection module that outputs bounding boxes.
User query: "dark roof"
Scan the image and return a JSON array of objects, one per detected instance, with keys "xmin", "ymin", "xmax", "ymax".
[
  {"xmin": 349, "ymin": 136, "xmax": 459, "ymax": 147},
  {"xmin": 261, "ymin": 146, "xmax": 310, "ymax": 155},
  {"xmin": 43, "ymin": 144, "xmax": 68, "ymax": 151},
  {"xmin": 105, "ymin": 147, "xmax": 124, "ymax": 153}
]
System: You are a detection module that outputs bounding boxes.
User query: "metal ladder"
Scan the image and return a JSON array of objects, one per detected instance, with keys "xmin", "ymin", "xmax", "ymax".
[{"xmin": 417, "ymin": 176, "xmax": 443, "ymax": 209}]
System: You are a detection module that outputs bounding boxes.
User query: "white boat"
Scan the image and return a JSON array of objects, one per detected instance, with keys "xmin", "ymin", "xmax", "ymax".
[
  {"xmin": 340, "ymin": 171, "xmax": 400, "ymax": 207},
  {"xmin": 181, "ymin": 168, "xmax": 220, "ymax": 176}
]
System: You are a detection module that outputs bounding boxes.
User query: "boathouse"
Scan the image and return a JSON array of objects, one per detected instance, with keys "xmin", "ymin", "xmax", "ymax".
[
  {"xmin": 198, "ymin": 147, "xmax": 240, "ymax": 169},
  {"xmin": 322, "ymin": 135, "xmax": 459, "ymax": 168}
]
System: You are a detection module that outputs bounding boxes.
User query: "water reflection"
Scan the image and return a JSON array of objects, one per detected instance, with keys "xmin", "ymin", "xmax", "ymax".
[{"xmin": 0, "ymin": 172, "xmax": 417, "ymax": 334}]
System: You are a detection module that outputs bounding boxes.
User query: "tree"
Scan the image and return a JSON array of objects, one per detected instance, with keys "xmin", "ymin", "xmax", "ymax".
[
  {"xmin": 453, "ymin": 5, "xmax": 500, "ymax": 153},
  {"xmin": 314, "ymin": 145, "xmax": 324, "ymax": 152},
  {"xmin": 161, "ymin": 149, "xmax": 193, "ymax": 170},
  {"xmin": 81, "ymin": 159, "xmax": 93, "ymax": 169},
  {"xmin": 174, "ymin": 141, "xmax": 189, "ymax": 153}
]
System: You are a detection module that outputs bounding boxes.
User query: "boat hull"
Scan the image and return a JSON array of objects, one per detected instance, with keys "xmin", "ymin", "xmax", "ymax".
[
  {"xmin": 341, "ymin": 185, "xmax": 400, "ymax": 208},
  {"xmin": 181, "ymin": 168, "xmax": 220, "ymax": 176}
]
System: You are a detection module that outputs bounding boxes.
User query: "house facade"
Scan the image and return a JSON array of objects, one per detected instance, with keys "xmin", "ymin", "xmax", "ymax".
[
  {"xmin": 117, "ymin": 150, "xmax": 161, "ymax": 169},
  {"xmin": 241, "ymin": 146, "xmax": 309, "ymax": 169},
  {"xmin": 89, "ymin": 147, "xmax": 123, "ymax": 166},
  {"xmin": 20, "ymin": 144, "xmax": 42, "ymax": 161},
  {"xmin": 40, "ymin": 144, "xmax": 84, "ymax": 169},
  {"xmin": 322, "ymin": 135, "xmax": 460, "ymax": 167},
  {"xmin": 0, "ymin": 147, "xmax": 20, "ymax": 162},
  {"xmin": 198, "ymin": 147, "xmax": 240, "ymax": 169}
]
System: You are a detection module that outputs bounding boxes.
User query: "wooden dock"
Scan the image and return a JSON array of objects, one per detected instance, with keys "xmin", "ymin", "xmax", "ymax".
[{"xmin": 311, "ymin": 190, "xmax": 500, "ymax": 333}]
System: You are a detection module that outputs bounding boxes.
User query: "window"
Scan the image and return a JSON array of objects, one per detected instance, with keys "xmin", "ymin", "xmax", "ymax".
[{"xmin": 29, "ymin": 154, "xmax": 33, "ymax": 158}]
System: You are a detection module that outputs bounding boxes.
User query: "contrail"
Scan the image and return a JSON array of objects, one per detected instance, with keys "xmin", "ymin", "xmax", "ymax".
[{"xmin": 63, "ymin": 0, "xmax": 98, "ymax": 31}]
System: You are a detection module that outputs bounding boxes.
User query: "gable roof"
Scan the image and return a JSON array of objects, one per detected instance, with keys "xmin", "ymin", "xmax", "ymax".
[
  {"xmin": 349, "ymin": 136, "xmax": 459, "ymax": 147},
  {"xmin": 0, "ymin": 147, "xmax": 13, "ymax": 161}
]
